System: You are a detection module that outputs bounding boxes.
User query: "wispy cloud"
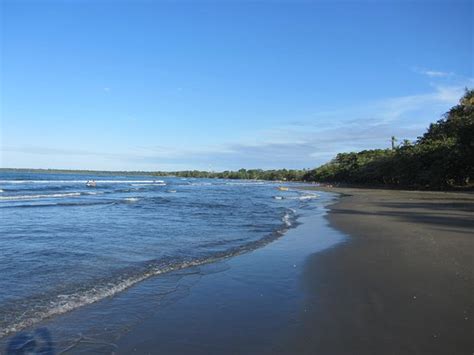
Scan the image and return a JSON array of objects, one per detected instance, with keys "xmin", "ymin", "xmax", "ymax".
[
  {"xmin": 423, "ymin": 70, "xmax": 453, "ymax": 78},
  {"xmin": 191, "ymin": 83, "xmax": 469, "ymax": 169},
  {"xmin": 135, "ymin": 84, "xmax": 468, "ymax": 169},
  {"xmin": 372, "ymin": 84, "xmax": 464, "ymax": 122},
  {"xmin": 412, "ymin": 67, "xmax": 453, "ymax": 78}
]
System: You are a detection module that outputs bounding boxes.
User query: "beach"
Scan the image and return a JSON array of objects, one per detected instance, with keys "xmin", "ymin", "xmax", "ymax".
[
  {"xmin": 1, "ymin": 185, "xmax": 473, "ymax": 354},
  {"xmin": 277, "ymin": 187, "xmax": 474, "ymax": 354},
  {"xmin": 115, "ymin": 188, "xmax": 474, "ymax": 354},
  {"xmin": 3, "ymin": 0, "xmax": 472, "ymax": 353},
  {"xmin": 114, "ymin": 187, "xmax": 474, "ymax": 354}
]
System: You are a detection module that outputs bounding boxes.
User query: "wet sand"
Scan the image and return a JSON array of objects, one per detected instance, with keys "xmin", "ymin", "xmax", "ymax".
[
  {"xmin": 277, "ymin": 187, "xmax": 474, "ymax": 354},
  {"xmin": 112, "ymin": 201, "xmax": 345, "ymax": 355}
]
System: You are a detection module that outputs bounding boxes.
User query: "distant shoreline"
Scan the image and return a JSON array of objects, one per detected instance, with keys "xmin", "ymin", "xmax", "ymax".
[{"xmin": 2, "ymin": 168, "xmax": 473, "ymax": 192}]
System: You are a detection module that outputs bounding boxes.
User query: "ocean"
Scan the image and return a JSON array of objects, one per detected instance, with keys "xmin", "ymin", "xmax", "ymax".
[{"xmin": 0, "ymin": 171, "xmax": 322, "ymax": 339}]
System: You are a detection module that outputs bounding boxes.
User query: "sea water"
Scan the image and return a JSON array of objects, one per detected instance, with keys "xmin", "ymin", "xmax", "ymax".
[{"xmin": 0, "ymin": 171, "xmax": 321, "ymax": 338}]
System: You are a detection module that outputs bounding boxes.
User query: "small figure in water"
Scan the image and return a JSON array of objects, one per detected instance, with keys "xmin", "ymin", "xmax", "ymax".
[{"xmin": 86, "ymin": 180, "xmax": 97, "ymax": 187}]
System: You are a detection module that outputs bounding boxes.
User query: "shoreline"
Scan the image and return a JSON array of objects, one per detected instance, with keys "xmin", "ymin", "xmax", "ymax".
[
  {"xmin": 277, "ymin": 187, "xmax": 474, "ymax": 354},
  {"xmin": 1, "ymin": 191, "xmax": 344, "ymax": 354},
  {"xmin": 0, "ymin": 208, "xmax": 298, "ymax": 340},
  {"xmin": 2, "ymin": 187, "xmax": 472, "ymax": 354}
]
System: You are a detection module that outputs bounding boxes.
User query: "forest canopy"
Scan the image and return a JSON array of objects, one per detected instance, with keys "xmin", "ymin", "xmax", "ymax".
[{"xmin": 302, "ymin": 89, "xmax": 474, "ymax": 189}]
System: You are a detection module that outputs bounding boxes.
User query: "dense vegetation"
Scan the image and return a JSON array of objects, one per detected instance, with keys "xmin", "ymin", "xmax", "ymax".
[
  {"xmin": 162, "ymin": 169, "xmax": 307, "ymax": 181},
  {"xmin": 3, "ymin": 90, "xmax": 472, "ymax": 189},
  {"xmin": 0, "ymin": 167, "xmax": 307, "ymax": 182},
  {"xmin": 302, "ymin": 89, "xmax": 474, "ymax": 189}
]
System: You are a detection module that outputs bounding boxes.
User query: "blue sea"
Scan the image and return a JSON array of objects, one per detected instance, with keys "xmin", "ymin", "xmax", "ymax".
[{"xmin": 0, "ymin": 171, "xmax": 322, "ymax": 338}]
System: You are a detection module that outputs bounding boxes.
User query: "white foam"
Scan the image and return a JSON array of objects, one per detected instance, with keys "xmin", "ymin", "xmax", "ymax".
[
  {"xmin": 274, "ymin": 196, "xmax": 284, "ymax": 200},
  {"xmin": 282, "ymin": 209, "xmax": 297, "ymax": 228},
  {"xmin": 0, "ymin": 192, "xmax": 82, "ymax": 201},
  {"xmin": 0, "ymin": 207, "xmax": 302, "ymax": 338},
  {"xmin": 84, "ymin": 191, "xmax": 103, "ymax": 195},
  {"xmin": 298, "ymin": 194, "xmax": 319, "ymax": 200},
  {"xmin": 124, "ymin": 197, "xmax": 139, "ymax": 202},
  {"xmin": 282, "ymin": 211, "xmax": 293, "ymax": 227},
  {"xmin": 0, "ymin": 180, "xmax": 158, "ymax": 184},
  {"xmin": 0, "ymin": 257, "xmax": 227, "ymax": 338},
  {"xmin": 286, "ymin": 193, "xmax": 319, "ymax": 201}
]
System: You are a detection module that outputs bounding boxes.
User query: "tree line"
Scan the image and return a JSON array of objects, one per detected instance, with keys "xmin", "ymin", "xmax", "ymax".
[
  {"xmin": 302, "ymin": 89, "xmax": 474, "ymax": 189},
  {"xmin": 158, "ymin": 169, "xmax": 307, "ymax": 181},
  {"xmin": 0, "ymin": 167, "xmax": 307, "ymax": 182}
]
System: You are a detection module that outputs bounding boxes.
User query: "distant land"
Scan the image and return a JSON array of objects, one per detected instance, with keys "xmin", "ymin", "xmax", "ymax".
[{"xmin": 0, "ymin": 167, "xmax": 307, "ymax": 181}]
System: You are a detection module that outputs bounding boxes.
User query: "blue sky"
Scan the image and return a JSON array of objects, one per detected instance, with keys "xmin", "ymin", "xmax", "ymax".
[{"xmin": 1, "ymin": 0, "xmax": 472, "ymax": 171}]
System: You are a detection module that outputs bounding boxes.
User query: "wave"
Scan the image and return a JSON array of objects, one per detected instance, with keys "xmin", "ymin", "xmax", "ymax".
[
  {"xmin": 0, "ymin": 180, "xmax": 159, "ymax": 184},
  {"xmin": 0, "ymin": 200, "xmax": 116, "ymax": 209},
  {"xmin": 285, "ymin": 193, "xmax": 319, "ymax": 201},
  {"xmin": 0, "ymin": 195, "xmax": 167, "ymax": 209},
  {"xmin": 282, "ymin": 209, "xmax": 296, "ymax": 227},
  {"xmin": 186, "ymin": 181, "xmax": 266, "ymax": 187},
  {"xmin": 0, "ymin": 260, "xmax": 208, "ymax": 338},
  {"xmin": 224, "ymin": 181, "xmax": 266, "ymax": 186},
  {"xmin": 123, "ymin": 197, "xmax": 140, "ymax": 203},
  {"xmin": 0, "ymin": 192, "xmax": 82, "ymax": 201},
  {"xmin": 0, "ymin": 185, "xmax": 75, "ymax": 193},
  {"xmin": 0, "ymin": 191, "xmax": 103, "ymax": 201},
  {"xmin": 273, "ymin": 193, "xmax": 318, "ymax": 201},
  {"xmin": 0, "ymin": 208, "xmax": 298, "ymax": 339},
  {"xmin": 298, "ymin": 194, "xmax": 319, "ymax": 200}
]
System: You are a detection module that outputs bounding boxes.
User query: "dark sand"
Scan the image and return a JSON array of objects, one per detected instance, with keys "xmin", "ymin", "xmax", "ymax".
[{"xmin": 277, "ymin": 187, "xmax": 474, "ymax": 354}]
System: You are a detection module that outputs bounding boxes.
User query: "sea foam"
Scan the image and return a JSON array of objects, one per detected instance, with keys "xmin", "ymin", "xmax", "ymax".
[{"xmin": 0, "ymin": 192, "xmax": 82, "ymax": 201}]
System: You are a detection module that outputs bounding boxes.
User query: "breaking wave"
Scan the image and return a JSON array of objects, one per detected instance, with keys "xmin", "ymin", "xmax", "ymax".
[
  {"xmin": 0, "ymin": 180, "xmax": 159, "ymax": 184},
  {"xmin": 0, "ymin": 208, "xmax": 297, "ymax": 338},
  {"xmin": 0, "ymin": 192, "xmax": 83, "ymax": 201}
]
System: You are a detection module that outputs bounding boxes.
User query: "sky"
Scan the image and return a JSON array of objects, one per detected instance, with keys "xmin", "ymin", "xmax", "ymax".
[{"xmin": 1, "ymin": 0, "xmax": 472, "ymax": 171}]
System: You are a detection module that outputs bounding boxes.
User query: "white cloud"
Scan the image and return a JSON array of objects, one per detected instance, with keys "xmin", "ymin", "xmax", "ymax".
[
  {"xmin": 423, "ymin": 70, "xmax": 452, "ymax": 78},
  {"xmin": 197, "ymin": 83, "xmax": 469, "ymax": 168},
  {"xmin": 413, "ymin": 67, "xmax": 453, "ymax": 78}
]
